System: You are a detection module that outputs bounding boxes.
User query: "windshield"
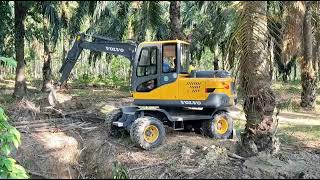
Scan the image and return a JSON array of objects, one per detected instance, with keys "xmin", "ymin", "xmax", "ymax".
[{"xmin": 180, "ymin": 44, "xmax": 190, "ymax": 74}]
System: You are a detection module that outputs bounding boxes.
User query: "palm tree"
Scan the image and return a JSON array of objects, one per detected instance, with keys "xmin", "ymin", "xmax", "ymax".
[
  {"xmin": 169, "ymin": 1, "xmax": 185, "ymax": 40},
  {"xmin": 181, "ymin": 1, "xmax": 236, "ymax": 70},
  {"xmin": 280, "ymin": 2, "xmax": 304, "ymax": 82},
  {"xmin": 0, "ymin": 2, "xmax": 14, "ymax": 56},
  {"xmin": 42, "ymin": 1, "xmax": 61, "ymax": 92},
  {"xmin": 13, "ymin": 1, "xmax": 28, "ymax": 98},
  {"xmin": 65, "ymin": 1, "xmax": 168, "ymax": 80},
  {"xmin": 130, "ymin": 1, "xmax": 169, "ymax": 42},
  {"xmin": 312, "ymin": 2, "xmax": 320, "ymax": 80},
  {"xmin": 300, "ymin": 1, "xmax": 317, "ymax": 108},
  {"xmin": 236, "ymin": 1, "xmax": 280, "ymax": 157},
  {"xmin": 42, "ymin": 2, "xmax": 52, "ymax": 92},
  {"xmin": 61, "ymin": 1, "xmax": 74, "ymax": 64},
  {"xmin": 83, "ymin": 1, "xmax": 131, "ymax": 72}
]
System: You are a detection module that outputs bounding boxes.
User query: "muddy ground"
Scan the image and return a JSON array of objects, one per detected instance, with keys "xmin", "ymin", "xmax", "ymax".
[{"xmin": 2, "ymin": 83, "xmax": 320, "ymax": 179}]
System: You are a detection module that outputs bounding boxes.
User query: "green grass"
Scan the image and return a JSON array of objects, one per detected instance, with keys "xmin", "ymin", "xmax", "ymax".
[
  {"xmin": 0, "ymin": 94, "xmax": 15, "ymax": 111},
  {"xmin": 276, "ymin": 124, "xmax": 320, "ymax": 147},
  {"xmin": 69, "ymin": 88, "xmax": 130, "ymax": 99},
  {"xmin": 276, "ymin": 99, "xmax": 301, "ymax": 112},
  {"xmin": 272, "ymin": 81, "xmax": 302, "ymax": 93},
  {"xmin": 277, "ymin": 132, "xmax": 299, "ymax": 144},
  {"xmin": 0, "ymin": 94, "xmax": 14, "ymax": 103},
  {"xmin": 234, "ymin": 122, "xmax": 320, "ymax": 147},
  {"xmin": 233, "ymin": 118, "xmax": 246, "ymax": 137},
  {"xmin": 71, "ymin": 73, "xmax": 131, "ymax": 91},
  {"xmin": 0, "ymin": 79, "xmax": 14, "ymax": 89},
  {"xmin": 271, "ymin": 80, "xmax": 320, "ymax": 112},
  {"xmin": 112, "ymin": 161, "xmax": 129, "ymax": 179},
  {"xmin": 281, "ymin": 125, "xmax": 320, "ymax": 139}
]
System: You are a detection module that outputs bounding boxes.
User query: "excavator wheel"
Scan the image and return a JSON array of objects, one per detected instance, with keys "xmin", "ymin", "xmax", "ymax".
[
  {"xmin": 105, "ymin": 108, "xmax": 127, "ymax": 138},
  {"xmin": 130, "ymin": 116, "xmax": 165, "ymax": 150},
  {"xmin": 201, "ymin": 111, "xmax": 233, "ymax": 139}
]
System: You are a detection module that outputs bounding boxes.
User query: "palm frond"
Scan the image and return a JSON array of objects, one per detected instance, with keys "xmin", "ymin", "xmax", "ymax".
[
  {"xmin": 0, "ymin": 56, "xmax": 17, "ymax": 67},
  {"xmin": 223, "ymin": 1, "xmax": 301, "ymax": 77},
  {"xmin": 69, "ymin": 1, "xmax": 91, "ymax": 35},
  {"xmin": 92, "ymin": 1, "xmax": 110, "ymax": 25},
  {"xmin": 43, "ymin": 1, "xmax": 62, "ymax": 50},
  {"xmin": 0, "ymin": 1, "xmax": 14, "ymax": 56}
]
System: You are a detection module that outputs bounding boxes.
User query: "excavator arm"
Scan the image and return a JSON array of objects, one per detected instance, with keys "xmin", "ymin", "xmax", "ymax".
[{"xmin": 59, "ymin": 33, "xmax": 137, "ymax": 85}]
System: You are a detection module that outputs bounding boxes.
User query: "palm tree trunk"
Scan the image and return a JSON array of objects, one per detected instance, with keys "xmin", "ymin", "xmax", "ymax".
[
  {"xmin": 294, "ymin": 60, "xmax": 297, "ymax": 81},
  {"xmin": 228, "ymin": 46, "xmax": 235, "ymax": 70},
  {"xmin": 318, "ymin": 49, "xmax": 320, "ymax": 80},
  {"xmin": 61, "ymin": 1, "xmax": 70, "ymax": 64},
  {"xmin": 269, "ymin": 39, "xmax": 274, "ymax": 81},
  {"xmin": 105, "ymin": 54, "xmax": 111, "ymax": 76},
  {"xmin": 213, "ymin": 58, "xmax": 219, "ymax": 70},
  {"xmin": 314, "ymin": 2, "xmax": 320, "ymax": 81},
  {"xmin": 13, "ymin": 1, "xmax": 27, "ymax": 98},
  {"xmin": 300, "ymin": 1, "xmax": 317, "ymax": 108},
  {"xmin": 281, "ymin": 2, "xmax": 305, "ymax": 84},
  {"xmin": 238, "ymin": 1, "xmax": 279, "ymax": 157},
  {"xmin": 62, "ymin": 29, "xmax": 69, "ymax": 63},
  {"xmin": 42, "ymin": 8, "xmax": 52, "ymax": 92},
  {"xmin": 0, "ymin": 66, "xmax": 3, "ymax": 80},
  {"xmin": 169, "ymin": 1, "xmax": 184, "ymax": 40},
  {"xmin": 60, "ymin": 29, "xmax": 69, "ymax": 90},
  {"xmin": 313, "ymin": 42, "xmax": 319, "ymax": 81},
  {"xmin": 273, "ymin": 20, "xmax": 283, "ymax": 82}
]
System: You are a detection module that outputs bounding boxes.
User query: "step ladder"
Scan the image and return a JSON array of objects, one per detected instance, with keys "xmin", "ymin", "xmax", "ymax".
[{"xmin": 172, "ymin": 117, "xmax": 184, "ymax": 130}]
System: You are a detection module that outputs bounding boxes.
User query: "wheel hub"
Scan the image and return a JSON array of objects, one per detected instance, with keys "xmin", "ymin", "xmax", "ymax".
[
  {"xmin": 144, "ymin": 125, "xmax": 159, "ymax": 143},
  {"xmin": 215, "ymin": 117, "xmax": 228, "ymax": 134}
]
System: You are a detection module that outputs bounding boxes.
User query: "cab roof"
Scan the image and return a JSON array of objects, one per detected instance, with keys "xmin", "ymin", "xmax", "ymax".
[{"xmin": 140, "ymin": 40, "xmax": 190, "ymax": 45}]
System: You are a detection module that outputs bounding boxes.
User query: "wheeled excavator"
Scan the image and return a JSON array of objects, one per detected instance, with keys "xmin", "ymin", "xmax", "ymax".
[{"xmin": 59, "ymin": 33, "xmax": 237, "ymax": 150}]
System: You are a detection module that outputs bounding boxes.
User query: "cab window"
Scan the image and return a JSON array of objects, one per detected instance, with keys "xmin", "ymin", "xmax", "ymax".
[
  {"xmin": 162, "ymin": 44, "xmax": 177, "ymax": 73},
  {"xmin": 137, "ymin": 47, "xmax": 157, "ymax": 77},
  {"xmin": 181, "ymin": 44, "xmax": 190, "ymax": 73}
]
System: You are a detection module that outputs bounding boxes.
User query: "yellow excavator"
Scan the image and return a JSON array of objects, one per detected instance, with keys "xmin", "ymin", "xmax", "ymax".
[{"xmin": 59, "ymin": 33, "xmax": 237, "ymax": 150}]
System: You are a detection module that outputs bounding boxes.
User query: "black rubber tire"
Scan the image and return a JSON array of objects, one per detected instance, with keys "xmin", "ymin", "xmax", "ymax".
[
  {"xmin": 201, "ymin": 111, "xmax": 233, "ymax": 139},
  {"xmin": 130, "ymin": 116, "xmax": 166, "ymax": 150},
  {"xmin": 105, "ymin": 108, "xmax": 127, "ymax": 138}
]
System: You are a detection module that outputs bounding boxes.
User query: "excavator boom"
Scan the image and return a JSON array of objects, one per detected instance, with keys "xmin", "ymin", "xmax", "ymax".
[{"xmin": 59, "ymin": 33, "xmax": 137, "ymax": 85}]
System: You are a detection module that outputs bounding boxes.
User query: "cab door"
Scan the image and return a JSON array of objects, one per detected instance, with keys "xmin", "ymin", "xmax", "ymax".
[
  {"xmin": 132, "ymin": 45, "xmax": 161, "ymax": 99},
  {"xmin": 159, "ymin": 43, "xmax": 179, "ymax": 100}
]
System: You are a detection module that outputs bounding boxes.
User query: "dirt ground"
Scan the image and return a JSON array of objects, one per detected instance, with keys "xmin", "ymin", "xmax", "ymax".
[{"xmin": 1, "ymin": 81, "xmax": 320, "ymax": 179}]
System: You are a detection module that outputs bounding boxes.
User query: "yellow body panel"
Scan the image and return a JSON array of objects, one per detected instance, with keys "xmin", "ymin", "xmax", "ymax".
[
  {"xmin": 178, "ymin": 77, "xmax": 207, "ymax": 100},
  {"xmin": 132, "ymin": 79, "xmax": 178, "ymax": 100},
  {"xmin": 132, "ymin": 75, "xmax": 235, "ymax": 101},
  {"xmin": 206, "ymin": 79, "xmax": 233, "ymax": 97},
  {"xmin": 140, "ymin": 40, "xmax": 190, "ymax": 45}
]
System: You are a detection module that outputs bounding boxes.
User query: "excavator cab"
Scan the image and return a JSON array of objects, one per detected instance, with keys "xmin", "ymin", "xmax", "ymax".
[
  {"xmin": 131, "ymin": 40, "xmax": 237, "ymax": 109},
  {"xmin": 59, "ymin": 33, "xmax": 237, "ymax": 150},
  {"xmin": 132, "ymin": 40, "xmax": 190, "ymax": 94}
]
